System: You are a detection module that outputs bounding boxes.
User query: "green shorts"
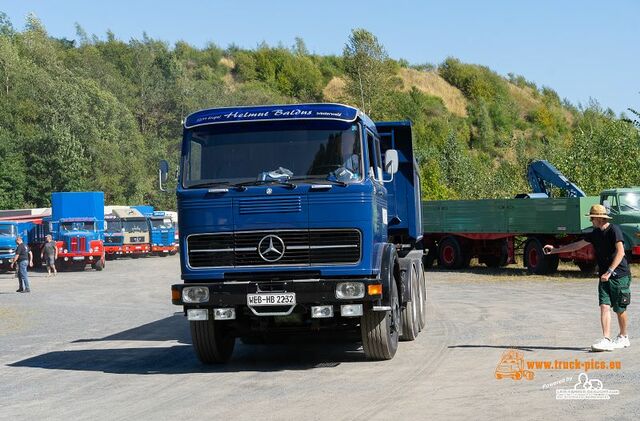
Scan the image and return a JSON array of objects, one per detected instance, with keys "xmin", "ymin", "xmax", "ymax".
[{"xmin": 599, "ymin": 275, "xmax": 632, "ymax": 313}]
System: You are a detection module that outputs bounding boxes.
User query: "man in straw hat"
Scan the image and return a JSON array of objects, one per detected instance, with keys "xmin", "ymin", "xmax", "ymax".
[{"xmin": 543, "ymin": 204, "xmax": 631, "ymax": 351}]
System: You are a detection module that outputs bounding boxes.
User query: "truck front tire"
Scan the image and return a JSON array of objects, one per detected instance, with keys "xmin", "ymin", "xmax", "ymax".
[
  {"xmin": 190, "ymin": 319, "xmax": 235, "ymax": 364},
  {"xmin": 361, "ymin": 280, "xmax": 400, "ymax": 360},
  {"xmin": 92, "ymin": 258, "xmax": 104, "ymax": 271}
]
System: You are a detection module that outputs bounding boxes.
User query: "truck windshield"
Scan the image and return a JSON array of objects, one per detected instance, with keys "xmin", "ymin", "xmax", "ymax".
[
  {"xmin": 183, "ymin": 122, "xmax": 362, "ymax": 187},
  {"xmin": 151, "ymin": 219, "xmax": 173, "ymax": 229},
  {"xmin": 0, "ymin": 224, "xmax": 16, "ymax": 236},
  {"xmin": 619, "ymin": 193, "xmax": 640, "ymax": 211},
  {"xmin": 122, "ymin": 220, "xmax": 148, "ymax": 232},
  {"xmin": 105, "ymin": 219, "xmax": 124, "ymax": 233},
  {"xmin": 61, "ymin": 222, "xmax": 95, "ymax": 231}
]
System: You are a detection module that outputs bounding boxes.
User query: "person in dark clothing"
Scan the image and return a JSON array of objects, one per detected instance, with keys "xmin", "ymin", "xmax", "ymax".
[
  {"xmin": 544, "ymin": 204, "xmax": 631, "ymax": 351},
  {"xmin": 11, "ymin": 236, "xmax": 33, "ymax": 293},
  {"xmin": 40, "ymin": 234, "xmax": 58, "ymax": 277}
]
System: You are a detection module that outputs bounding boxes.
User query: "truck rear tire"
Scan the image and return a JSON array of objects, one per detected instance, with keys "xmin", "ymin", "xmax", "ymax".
[
  {"xmin": 438, "ymin": 237, "xmax": 468, "ymax": 269},
  {"xmin": 400, "ymin": 263, "xmax": 419, "ymax": 341},
  {"xmin": 417, "ymin": 261, "xmax": 427, "ymax": 331},
  {"xmin": 524, "ymin": 239, "xmax": 559, "ymax": 274},
  {"xmin": 361, "ymin": 280, "xmax": 400, "ymax": 360},
  {"xmin": 190, "ymin": 319, "xmax": 235, "ymax": 364}
]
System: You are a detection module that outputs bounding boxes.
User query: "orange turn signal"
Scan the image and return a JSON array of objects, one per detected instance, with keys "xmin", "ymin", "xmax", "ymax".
[
  {"xmin": 368, "ymin": 284, "xmax": 382, "ymax": 296},
  {"xmin": 171, "ymin": 289, "xmax": 181, "ymax": 301}
]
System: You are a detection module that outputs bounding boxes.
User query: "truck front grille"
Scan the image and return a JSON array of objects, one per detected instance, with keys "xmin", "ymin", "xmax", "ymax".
[
  {"xmin": 105, "ymin": 236, "xmax": 122, "ymax": 244},
  {"xmin": 187, "ymin": 229, "xmax": 361, "ymax": 268}
]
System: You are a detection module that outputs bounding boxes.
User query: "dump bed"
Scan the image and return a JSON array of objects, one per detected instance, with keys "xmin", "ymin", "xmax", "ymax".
[{"xmin": 422, "ymin": 196, "xmax": 599, "ymax": 235}]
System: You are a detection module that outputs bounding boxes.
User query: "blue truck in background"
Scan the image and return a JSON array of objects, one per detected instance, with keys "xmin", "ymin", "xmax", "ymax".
[
  {"xmin": 132, "ymin": 206, "xmax": 179, "ymax": 257},
  {"xmin": 166, "ymin": 103, "xmax": 428, "ymax": 363},
  {"xmin": 104, "ymin": 213, "xmax": 125, "ymax": 260},
  {"xmin": 0, "ymin": 221, "xmax": 18, "ymax": 272},
  {"xmin": 39, "ymin": 192, "xmax": 106, "ymax": 271},
  {"xmin": 148, "ymin": 211, "xmax": 178, "ymax": 256}
]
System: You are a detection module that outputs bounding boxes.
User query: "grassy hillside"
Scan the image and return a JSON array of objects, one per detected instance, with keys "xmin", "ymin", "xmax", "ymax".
[{"xmin": 0, "ymin": 16, "xmax": 638, "ymax": 209}]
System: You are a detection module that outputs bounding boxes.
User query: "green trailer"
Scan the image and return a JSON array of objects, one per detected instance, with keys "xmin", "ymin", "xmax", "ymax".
[{"xmin": 421, "ymin": 196, "xmax": 601, "ymax": 274}]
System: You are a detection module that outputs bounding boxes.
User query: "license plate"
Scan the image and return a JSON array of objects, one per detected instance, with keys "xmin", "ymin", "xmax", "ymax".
[
  {"xmin": 72, "ymin": 257, "xmax": 84, "ymax": 261},
  {"xmin": 247, "ymin": 293, "xmax": 296, "ymax": 306}
]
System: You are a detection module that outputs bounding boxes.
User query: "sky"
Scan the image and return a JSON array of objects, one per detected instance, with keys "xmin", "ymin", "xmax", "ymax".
[{"xmin": 1, "ymin": 0, "xmax": 638, "ymax": 115}]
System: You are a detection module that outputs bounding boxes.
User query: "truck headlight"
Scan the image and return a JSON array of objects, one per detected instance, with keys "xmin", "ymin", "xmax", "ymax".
[
  {"xmin": 182, "ymin": 286, "xmax": 209, "ymax": 303},
  {"xmin": 63, "ymin": 249, "xmax": 68, "ymax": 253},
  {"xmin": 335, "ymin": 282, "xmax": 365, "ymax": 299}
]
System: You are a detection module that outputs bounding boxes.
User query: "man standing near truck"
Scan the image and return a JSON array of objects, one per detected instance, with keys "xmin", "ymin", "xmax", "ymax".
[
  {"xmin": 40, "ymin": 234, "xmax": 58, "ymax": 277},
  {"xmin": 544, "ymin": 204, "xmax": 631, "ymax": 351},
  {"xmin": 12, "ymin": 236, "xmax": 33, "ymax": 293}
]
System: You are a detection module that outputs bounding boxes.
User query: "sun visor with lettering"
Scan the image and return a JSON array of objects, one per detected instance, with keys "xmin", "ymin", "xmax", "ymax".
[{"xmin": 184, "ymin": 103, "xmax": 360, "ymax": 128}]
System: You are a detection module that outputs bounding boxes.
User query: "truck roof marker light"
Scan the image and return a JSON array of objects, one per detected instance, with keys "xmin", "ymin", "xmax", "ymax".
[{"xmin": 368, "ymin": 284, "xmax": 382, "ymax": 296}]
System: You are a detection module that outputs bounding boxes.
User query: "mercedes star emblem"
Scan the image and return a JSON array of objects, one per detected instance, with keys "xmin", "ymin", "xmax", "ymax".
[
  {"xmin": 266, "ymin": 188, "xmax": 273, "ymax": 195},
  {"xmin": 258, "ymin": 234, "xmax": 285, "ymax": 262}
]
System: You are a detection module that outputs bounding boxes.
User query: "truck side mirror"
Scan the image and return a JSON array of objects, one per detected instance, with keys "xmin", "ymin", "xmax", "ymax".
[
  {"xmin": 384, "ymin": 149, "xmax": 399, "ymax": 175},
  {"xmin": 383, "ymin": 149, "xmax": 398, "ymax": 183},
  {"xmin": 159, "ymin": 160, "xmax": 169, "ymax": 192}
]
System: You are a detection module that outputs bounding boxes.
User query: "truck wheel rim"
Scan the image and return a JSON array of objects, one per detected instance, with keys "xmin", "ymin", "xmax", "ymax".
[{"xmin": 443, "ymin": 246, "xmax": 455, "ymax": 264}]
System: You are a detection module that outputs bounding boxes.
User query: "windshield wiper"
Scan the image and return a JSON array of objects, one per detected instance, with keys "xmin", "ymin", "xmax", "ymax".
[
  {"xmin": 233, "ymin": 179, "xmax": 297, "ymax": 189},
  {"xmin": 291, "ymin": 176, "xmax": 347, "ymax": 187},
  {"xmin": 186, "ymin": 181, "xmax": 233, "ymax": 189}
]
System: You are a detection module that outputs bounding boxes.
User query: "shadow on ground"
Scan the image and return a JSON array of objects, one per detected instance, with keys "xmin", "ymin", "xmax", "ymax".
[
  {"xmin": 448, "ymin": 344, "xmax": 590, "ymax": 352},
  {"xmin": 427, "ymin": 266, "xmax": 595, "ymax": 279},
  {"xmin": 9, "ymin": 315, "xmax": 367, "ymax": 374}
]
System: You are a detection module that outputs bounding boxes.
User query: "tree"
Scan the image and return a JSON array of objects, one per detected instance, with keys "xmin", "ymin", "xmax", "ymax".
[{"xmin": 342, "ymin": 29, "xmax": 396, "ymax": 117}]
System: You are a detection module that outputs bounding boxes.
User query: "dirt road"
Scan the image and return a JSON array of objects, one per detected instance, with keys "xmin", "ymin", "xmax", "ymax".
[{"xmin": 0, "ymin": 257, "xmax": 637, "ymax": 420}]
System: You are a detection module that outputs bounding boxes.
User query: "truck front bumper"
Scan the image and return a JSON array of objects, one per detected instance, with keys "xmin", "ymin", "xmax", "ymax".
[
  {"xmin": 123, "ymin": 244, "xmax": 150, "ymax": 254},
  {"xmin": 152, "ymin": 245, "xmax": 178, "ymax": 253},
  {"xmin": 171, "ymin": 278, "xmax": 383, "ymax": 308}
]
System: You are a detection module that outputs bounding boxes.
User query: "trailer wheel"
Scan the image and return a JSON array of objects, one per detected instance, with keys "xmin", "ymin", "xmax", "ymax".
[
  {"xmin": 524, "ymin": 239, "xmax": 559, "ymax": 274},
  {"xmin": 576, "ymin": 262, "xmax": 597, "ymax": 273},
  {"xmin": 438, "ymin": 237, "xmax": 466, "ymax": 269},
  {"xmin": 361, "ymin": 280, "xmax": 400, "ymax": 360},
  {"xmin": 190, "ymin": 318, "xmax": 236, "ymax": 364},
  {"xmin": 484, "ymin": 240, "xmax": 509, "ymax": 268},
  {"xmin": 417, "ymin": 261, "xmax": 427, "ymax": 331},
  {"xmin": 400, "ymin": 263, "xmax": 419, "ymax": 341}
]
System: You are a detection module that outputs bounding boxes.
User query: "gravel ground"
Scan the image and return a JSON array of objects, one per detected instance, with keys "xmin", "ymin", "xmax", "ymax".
[{"xmin": 0, "ymin": 257, "xmax": 638, "ymax": 420}]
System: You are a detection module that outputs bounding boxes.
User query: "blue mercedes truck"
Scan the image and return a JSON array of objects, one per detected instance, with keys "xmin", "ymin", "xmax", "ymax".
[{"xmin": 166, "ymin": 103, "xmax": 427, "ymax": 363}]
